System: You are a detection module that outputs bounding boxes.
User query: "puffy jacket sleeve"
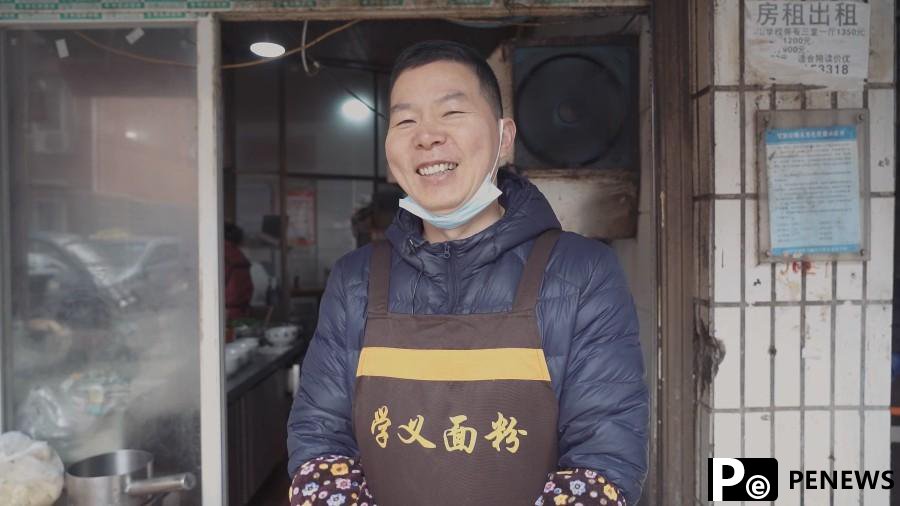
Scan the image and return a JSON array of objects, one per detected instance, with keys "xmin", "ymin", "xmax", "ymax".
[
  {"xmin": 286, "ymin": 257, "xmax": 358, "ymax": 476},
  {"xmin": 556, "ymin": 246, "xmax": 649, "ymax": 505}
]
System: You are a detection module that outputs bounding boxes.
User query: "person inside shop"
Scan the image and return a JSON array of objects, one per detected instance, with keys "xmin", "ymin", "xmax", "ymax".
[
  {"xmin": 223, "ymin": 223, "xmax": 253, "ymax": 327},
  {"xmin": 351, "ymin": 187, "xmax": 404, "ymax": 248},
  {"xmin": 286, "ymin": 41, "xmax": 648, "ymax": 506}
]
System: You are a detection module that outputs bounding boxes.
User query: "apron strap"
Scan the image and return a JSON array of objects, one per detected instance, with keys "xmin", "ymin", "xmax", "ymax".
[
  {"xmin": 367, "ymin": 240, "xmax": 392, "ymax": 315},
  {"xmin": 512, "ymin": 229, "xmax": 562, "ymax": 312}
]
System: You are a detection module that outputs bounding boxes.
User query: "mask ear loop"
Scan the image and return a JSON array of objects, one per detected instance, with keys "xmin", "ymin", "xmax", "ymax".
[{"xmin": 489, "ymin": 119, "xmax": 505, "ymax": 184}]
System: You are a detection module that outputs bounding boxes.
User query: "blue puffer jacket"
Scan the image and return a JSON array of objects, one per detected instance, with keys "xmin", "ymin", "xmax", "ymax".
[{"xmin": 287, "ymin": 170, "xmax": 649, "ymax": 504}]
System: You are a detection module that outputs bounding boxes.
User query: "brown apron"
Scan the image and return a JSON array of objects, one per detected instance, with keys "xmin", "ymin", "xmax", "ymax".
[{"xmin": 352, "ymin": 230, "xmax": 561, "ymax": 506}]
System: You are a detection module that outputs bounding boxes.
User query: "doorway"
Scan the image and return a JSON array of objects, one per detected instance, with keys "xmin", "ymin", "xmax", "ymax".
[{"xmin": 219, "ymin": 13, "xmax": 658, "ymax": 505}]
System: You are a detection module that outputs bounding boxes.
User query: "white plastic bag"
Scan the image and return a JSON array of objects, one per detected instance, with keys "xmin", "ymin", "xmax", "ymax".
[{"xmin": 0, "ymin": 431, "xmax": 63, "ymax": 506}]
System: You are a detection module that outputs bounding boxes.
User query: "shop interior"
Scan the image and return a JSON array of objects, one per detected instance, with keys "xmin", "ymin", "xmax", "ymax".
[{"xmin": 0, "ymin": 13, "xmax": 655, "ymax": 505}]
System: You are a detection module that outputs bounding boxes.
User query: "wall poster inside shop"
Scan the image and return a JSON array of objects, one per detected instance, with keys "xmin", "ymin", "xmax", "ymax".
[
  {"xmin": 287, "ymin": 189, "xmax": 316, "ymax": 246},
  {"xmin": 756, "ymin": 109, "xmax": 870, "ymax": 262},
  {"xmin": 745, "ymin": 0, "xmax": 870, "ymax": 89}
]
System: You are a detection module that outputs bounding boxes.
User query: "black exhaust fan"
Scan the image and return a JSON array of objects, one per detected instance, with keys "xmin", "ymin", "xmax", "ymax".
[{"xmin": 513, "ymin": 42, "xmax": 638, "ymax": 171}]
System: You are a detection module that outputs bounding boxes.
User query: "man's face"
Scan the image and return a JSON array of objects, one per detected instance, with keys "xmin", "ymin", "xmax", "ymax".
[{"xmin": 385, "ymin": 61, "xmax": 512, "ymax": 215}]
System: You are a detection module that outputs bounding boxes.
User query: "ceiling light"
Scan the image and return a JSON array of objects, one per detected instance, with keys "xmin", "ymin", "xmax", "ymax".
[
  {"xmin": 341, "ymin": 99, "xmax": 371, "ymax": 123},
  {"xmin": 250, "ymin": 42, "xmax": 285, "ymax": 58}
]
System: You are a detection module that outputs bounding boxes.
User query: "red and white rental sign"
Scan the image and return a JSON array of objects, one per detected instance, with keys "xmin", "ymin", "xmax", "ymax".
[{"xmin": 745, "ymin": 0, "xmax": 870, "ymax": 90}]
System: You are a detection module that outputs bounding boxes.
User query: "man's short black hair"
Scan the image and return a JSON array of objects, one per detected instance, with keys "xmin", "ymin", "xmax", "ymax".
[{"xmin": 389, "ymin": 40, "xmax": 503, "ymax": 119}]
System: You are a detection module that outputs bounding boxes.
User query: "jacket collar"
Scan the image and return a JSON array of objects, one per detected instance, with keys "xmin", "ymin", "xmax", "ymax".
[{"xmin": 385, "ymin": 168, "xmax": 561, "ymax": 277}]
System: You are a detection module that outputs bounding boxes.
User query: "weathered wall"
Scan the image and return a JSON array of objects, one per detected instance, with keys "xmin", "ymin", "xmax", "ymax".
[{"xmin": 694, "ymin": 1, "xmax": 895, "ymax": 504}]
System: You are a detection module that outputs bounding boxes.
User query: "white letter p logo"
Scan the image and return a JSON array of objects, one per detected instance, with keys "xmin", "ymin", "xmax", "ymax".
[{"xmin": 711, "ymin": 458, "xmax": 745, "ymax": 500}]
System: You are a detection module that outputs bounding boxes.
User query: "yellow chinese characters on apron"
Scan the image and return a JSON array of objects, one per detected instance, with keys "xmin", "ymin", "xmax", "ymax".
[{"xmin": 352, "ymin": 230, "xmax": 561, "ymax": 506}]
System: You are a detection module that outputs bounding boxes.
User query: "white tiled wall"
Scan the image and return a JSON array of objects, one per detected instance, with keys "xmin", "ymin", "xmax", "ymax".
[
  {"xmin": 865, "ymin": 305, "xmax": 893, "ymax": 406},
  {"xmin": 804, "ymin": 306, "xmax": 832, "ymax": 406},
  {"xmin": 834, "ymin": 409, "xmax": 862, "ymax": 505},
  {"xmin": 803, "ymin": 410, "xmax": 832, "ymax": 505},
  {"xmin": 712, "ymin": 0, "xmax": 740, "ymax": 86},
  {"xmin": 869, "ymin": 90, "xmax": 896, "ymax": 193},
  {"xmin": 773, "ymin": 410, "xmax": 802, "ymax": 505},
  {"xmin": 745, "ymin": 306, "xmax": 771, "ymax": 408},
  {"xmin": 701, "ymin": 1, "xmax": 895, "ymax": 504},
  {"xmin": 835, "ymin": 304, "xmax": 863, "ymax": 406},
  {"xmin": 713, "ymin": 92, "xmax": 742, "ymax": 195},
  {"xmin": 713, "ymin": 307, "xmax": 742, "ymax": 409},
  {"xmin": 714, "ymin": 200, "xmax": 743, "ymax": 303},
  {"xmin": 868, "ymin": 199, "xmax": 895, "ymax": 300},
  {"xmin": 774, "ymin": 307, "xmax": 802, "ymax": 407}
]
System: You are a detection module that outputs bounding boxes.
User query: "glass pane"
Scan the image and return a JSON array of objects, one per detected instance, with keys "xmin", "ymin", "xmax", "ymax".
[
  {"xmin": 235, "ymin": 174, "xmax": 281, "ymax": 308},
  {"xmin": 2, "ymin": 27, "xmax": 202, "ymax": 503},
  {"xmin": 286, "ymin": 66, "xmax": 377, "ymax": 176}
]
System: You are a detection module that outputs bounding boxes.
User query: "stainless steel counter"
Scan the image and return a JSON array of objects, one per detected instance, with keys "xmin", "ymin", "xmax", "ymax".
[{"xmin": 225, "ymin": 339, "xmax": 307, "ymax": 402}]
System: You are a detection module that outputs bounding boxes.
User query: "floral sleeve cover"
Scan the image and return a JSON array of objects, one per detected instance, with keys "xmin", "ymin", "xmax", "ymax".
[
  {"xmin": 535, "ymin": 468, "xmax": 627, "ymax": 506},
  {"xmin": 288, "ymin": 455, "xmax": 374, "ymax": 506},
  {"xmin": 289, "ymin": 455, "xmax": 626, "ymax": 506}
]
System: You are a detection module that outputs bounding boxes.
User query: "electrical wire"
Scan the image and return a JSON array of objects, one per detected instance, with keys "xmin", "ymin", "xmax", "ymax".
[
  {"xmin": 72, "ymin": 21, "xmax": 384, "ymax": 122},
  {"xmin": 73, "ymin": 31, "xmax": 195, "ymax": 68},
  {"xmin": 300, "ymin": 20, "xmax": 321, "ymax": 76},
  {"xmin": 71, "ymin": 20, "xmax": 361, "ymax": 70},
  {"xmin": 222, "ymin": 20, "xmax": 361, "ymax": 69},
  {"xmin": 318, "ymin": 65, "xmax": 385, "ymax": 120}
]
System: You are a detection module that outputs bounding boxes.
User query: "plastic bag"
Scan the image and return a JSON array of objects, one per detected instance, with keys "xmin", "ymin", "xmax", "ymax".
[
  {"xmin": 0, "ymin": 431, "xmax": 63, "ymax": 506},
  {"xmin": 17, "ymin": 370, "xmax": 130, "ymax": 442}
]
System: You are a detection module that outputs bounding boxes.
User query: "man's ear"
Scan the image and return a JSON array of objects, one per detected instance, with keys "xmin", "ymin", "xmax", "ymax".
[{"xmin": 500, "ymin": 118, "xmax": 517, "ymax": 159}]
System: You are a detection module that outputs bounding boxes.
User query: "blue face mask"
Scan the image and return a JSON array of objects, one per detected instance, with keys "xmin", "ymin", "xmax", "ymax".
[{"xmin": 398, "ymin": 120, "xmax": 504, "ymax": 230}]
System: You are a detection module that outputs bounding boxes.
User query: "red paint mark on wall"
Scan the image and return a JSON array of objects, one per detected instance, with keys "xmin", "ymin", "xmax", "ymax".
[{"xmin": 790, "ymin": 261, "xmax": 814, "ymax": 274}]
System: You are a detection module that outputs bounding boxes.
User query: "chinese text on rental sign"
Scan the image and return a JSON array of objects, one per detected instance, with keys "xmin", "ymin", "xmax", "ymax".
[{"xmin": 745, "ymin": 0, "xmax": 870, "ymax": 89}]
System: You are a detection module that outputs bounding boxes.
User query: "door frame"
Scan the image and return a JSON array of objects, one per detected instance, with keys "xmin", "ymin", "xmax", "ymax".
[
  {"xmin": 218, "ymin": 7, "xmax": 677, "ymax": 504},
  {"xmin": 198, "ymin": 15, "xmax": 227, "ymax": 505},
  {"xmin": 652, "ymin": 0, "xmax": 699, "ymax": 504}
]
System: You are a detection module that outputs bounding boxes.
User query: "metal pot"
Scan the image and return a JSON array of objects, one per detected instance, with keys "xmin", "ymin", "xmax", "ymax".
[{"xmin": 65, "ymin": 449, "xmax": 195, "ymax": 506}]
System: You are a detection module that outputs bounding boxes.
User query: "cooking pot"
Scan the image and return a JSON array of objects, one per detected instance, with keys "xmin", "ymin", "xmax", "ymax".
[{"xmin": 65, "ymin": 449, "xmax": 195, "ymax": 505}]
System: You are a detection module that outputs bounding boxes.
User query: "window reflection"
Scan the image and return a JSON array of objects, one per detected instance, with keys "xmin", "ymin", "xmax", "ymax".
[{"xmin": 3, "ymin": 27, "xmax": 202, "ymax": 504}]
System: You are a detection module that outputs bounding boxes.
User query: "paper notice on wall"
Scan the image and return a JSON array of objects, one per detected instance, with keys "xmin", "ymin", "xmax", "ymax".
[
  {"xmin": 287, "ymin": 189, "xmax": 316, "ymax": 246},
  {"xmin": 765, "ymin": 125, "xmax": 861, "ymax": 256},
  {"xmin": 745, "ymin": 0, "xmax": 870, "ymax": 89}
]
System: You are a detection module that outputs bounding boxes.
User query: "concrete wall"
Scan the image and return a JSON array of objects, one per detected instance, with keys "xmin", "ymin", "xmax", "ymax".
[{"xmin": 695, "ymin": 1, "xmax": 895, "ymax": 504}]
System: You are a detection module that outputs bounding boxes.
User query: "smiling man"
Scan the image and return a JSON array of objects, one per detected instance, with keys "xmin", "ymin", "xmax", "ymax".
[{"xmin": 287, "ymin": 41, "xmax": 648, "ymax": 506}]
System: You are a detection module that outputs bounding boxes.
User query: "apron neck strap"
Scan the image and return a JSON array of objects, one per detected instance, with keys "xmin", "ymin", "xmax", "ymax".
[
  {"xmin": 512, "ymin": 229, "xmax": 562, "ymax": 312},
  {"xmin": 367, "ymin": 240, "xmax": 392, "ymax": 315}
]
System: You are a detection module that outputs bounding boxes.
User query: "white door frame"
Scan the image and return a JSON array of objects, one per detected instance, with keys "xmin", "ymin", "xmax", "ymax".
[{"xmin": 197, "ymin": 14, "xmax": 227, "ymax": 506}]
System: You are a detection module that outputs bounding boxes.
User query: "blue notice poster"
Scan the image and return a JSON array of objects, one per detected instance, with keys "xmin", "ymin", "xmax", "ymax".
[{"xmin": 765, "ymin": 125, "xmax": 861, "ymax": 256}]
